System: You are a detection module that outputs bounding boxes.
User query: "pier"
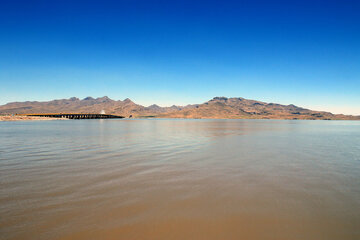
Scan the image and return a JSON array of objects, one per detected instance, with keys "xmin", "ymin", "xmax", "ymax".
[{"xmin": 22, "ymin": 113, "xmax": 125, "ymax": 119}]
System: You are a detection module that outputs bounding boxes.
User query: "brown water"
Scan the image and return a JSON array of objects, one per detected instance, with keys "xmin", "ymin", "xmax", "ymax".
[{"xmin": 0, "ymin": 119, "xmax": 359, "ymax": 240}]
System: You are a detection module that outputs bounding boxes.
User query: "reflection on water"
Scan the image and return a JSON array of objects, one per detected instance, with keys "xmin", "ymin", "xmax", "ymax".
[{"xmin": 0, "ymin": 119, "xmax": 359, "ymax": 240}]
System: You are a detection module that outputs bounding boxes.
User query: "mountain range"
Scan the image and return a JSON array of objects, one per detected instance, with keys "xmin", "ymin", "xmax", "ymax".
[{"xmin": 0, "ymin": 96, "xmax": 359, "ymax": 120}]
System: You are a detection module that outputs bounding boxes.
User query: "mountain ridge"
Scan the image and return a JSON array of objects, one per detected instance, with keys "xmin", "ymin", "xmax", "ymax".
[{"xmin": 0, "ymin": 96, "xmax": 359, "ymax": 120}]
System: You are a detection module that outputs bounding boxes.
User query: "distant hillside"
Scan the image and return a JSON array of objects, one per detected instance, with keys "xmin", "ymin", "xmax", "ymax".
[
  {"xmin": 0, "ymin": 96, "xmax": 359, "ymax": 120},
  {"xmin": 157, "ymin": 97, "xmax": 360, "ymax": 120},
  {"xmin": 0, "ymin": 96, "xmax": 185, "ymax": 117}
]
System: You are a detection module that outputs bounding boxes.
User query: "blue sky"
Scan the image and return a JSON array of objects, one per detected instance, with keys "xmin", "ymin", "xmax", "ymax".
[{"xmin": 1, "ymin": 0, "xmax": 359, "ymax": 114}]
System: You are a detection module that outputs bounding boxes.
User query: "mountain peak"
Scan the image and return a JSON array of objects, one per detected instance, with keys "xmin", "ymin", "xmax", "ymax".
[
  {"xmin": 148, "ymin": 104, "xmax": 161, "ymax": 109},
  {"xmin": 96, "ymin": 96, "xmax": 111, "ymax": 102},
  {"xmin": 83, "ymin": 97, "xmax": 94, "ymax": 101},
  {"xmin": 211, "ymin": 97, "xmax": 228, "ymax": 101}
]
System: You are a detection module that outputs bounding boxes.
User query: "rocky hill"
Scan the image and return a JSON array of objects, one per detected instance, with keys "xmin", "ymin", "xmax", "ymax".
[
  {"xmin": 0, "ymin": 96, "xmax": 184, "ymax": 118},
  {"xmin": 157, "ymin": 97, "xmax": 360, "ymax": 120},
  {"xmin": 0, "ymin": 96, "xmax": 359, "ymax": 120}
]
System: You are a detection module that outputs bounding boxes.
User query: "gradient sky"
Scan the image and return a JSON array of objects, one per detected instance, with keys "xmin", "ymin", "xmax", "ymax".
[{"xmin": 1, "ymin": 0, "xmax": 359, "ymax": 115}]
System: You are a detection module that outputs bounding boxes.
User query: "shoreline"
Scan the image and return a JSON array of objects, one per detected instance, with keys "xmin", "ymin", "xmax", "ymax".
[
  {"xmin": 1, "ymin": 115, "xmax": 360, "ymax": 121},
  {"xmin": 0, "ymin": 115, "xmax": 66, "ymax": 121}
]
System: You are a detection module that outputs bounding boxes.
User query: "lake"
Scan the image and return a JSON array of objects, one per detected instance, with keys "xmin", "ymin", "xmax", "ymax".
[{"xmin": 0, "ymin": 119, "xmax": 359, "ymax": 239}]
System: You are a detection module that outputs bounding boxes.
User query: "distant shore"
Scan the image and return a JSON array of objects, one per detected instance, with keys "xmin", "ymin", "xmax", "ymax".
[
  {"xmin": 0, "ymin": 115, "xmax": 65, "ymax": 121},
  {"xmin": 1, "ymin": 96, "xmax": 359, "ymax": 120},
  {"xmin": 1, "ymin": 115, "xmax": 360, "ymax": 121}
]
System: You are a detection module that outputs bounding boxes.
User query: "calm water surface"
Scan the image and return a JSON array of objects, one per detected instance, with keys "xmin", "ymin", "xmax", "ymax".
[{"xmin": 0, "ymin": 119, "xmax": 359, "ymax": 240}]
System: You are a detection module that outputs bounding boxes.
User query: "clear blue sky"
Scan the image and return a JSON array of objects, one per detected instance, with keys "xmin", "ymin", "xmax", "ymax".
[{"xmin": 1, "ymin": 0, "xmax": 359, "ymax": 114}]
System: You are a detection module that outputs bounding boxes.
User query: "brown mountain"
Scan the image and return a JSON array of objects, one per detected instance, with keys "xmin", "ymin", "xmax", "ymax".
[
  {"xmin": 0, "ymin": 97, "xmax": 154, "ymax": 117},
  {"xmin": 0, "ymin": 96, "xmax": 359, "ymax": 120},
  {"xmin": 157, "ymin": 97, "xmax": 360, "ymax": 120}
]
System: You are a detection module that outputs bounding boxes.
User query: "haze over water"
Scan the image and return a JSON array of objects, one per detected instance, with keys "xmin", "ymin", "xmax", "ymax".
[{"xmin": 1, "ymin": 119, "xmax": 359, "ymax": 240}]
